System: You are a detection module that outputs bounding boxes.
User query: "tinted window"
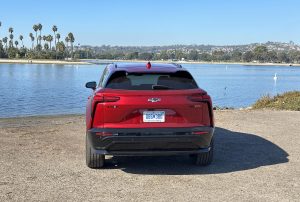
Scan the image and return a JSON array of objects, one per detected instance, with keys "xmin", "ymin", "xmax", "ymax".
[{"xmin": 105, "ymin": 71, "xmax": 198, "ymax": 90}]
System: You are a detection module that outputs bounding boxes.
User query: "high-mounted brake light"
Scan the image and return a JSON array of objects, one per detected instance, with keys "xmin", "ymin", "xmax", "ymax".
[{"xmin": 146, "ymin": 62, "xmax": 151, "ymax": 69}]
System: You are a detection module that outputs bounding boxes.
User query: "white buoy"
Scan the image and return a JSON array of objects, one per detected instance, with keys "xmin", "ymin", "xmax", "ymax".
[{"xmin": 273, "ymin": 73, "xmax": 277, "ymax": 81}]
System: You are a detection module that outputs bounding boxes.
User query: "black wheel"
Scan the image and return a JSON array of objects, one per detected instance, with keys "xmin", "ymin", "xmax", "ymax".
[
  {"xmin": 86, "ymin": 135, "xmax": 105, "ymax": 168},
  {"xmin": 193, "ymin": 138, "xmax": 214, "ymax": 166}
]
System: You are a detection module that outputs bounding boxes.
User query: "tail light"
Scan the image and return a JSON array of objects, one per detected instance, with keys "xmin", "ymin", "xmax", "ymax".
[
  {"xmin": 188, "ymin": 93, "xmax": 210, "ymax": 102},
  {"xmin": 91, "ymin": 95, "xmax": 120, "ymax": 117},
  {"xmin": 102, "ymin": 96, "xmax": 120, "ymax": 102},
  {"xmin": 93, "ymin": 95, "xmax": 120, "ymax": 103}
]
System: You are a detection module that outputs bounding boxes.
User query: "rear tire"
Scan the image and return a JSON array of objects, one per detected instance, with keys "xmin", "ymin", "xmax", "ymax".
[
  {"xmin": 193, "ymin": 138, "xmax": 214, "ymax": 166},
  {"xmin": 86, "ymin": 135, "xmax": 105, "ymax": 168}
]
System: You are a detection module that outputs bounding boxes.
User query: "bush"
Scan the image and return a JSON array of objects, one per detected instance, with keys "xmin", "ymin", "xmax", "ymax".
[{"xmin": 252, "ymin": 91, "xmax": 300, "ymax": 111}]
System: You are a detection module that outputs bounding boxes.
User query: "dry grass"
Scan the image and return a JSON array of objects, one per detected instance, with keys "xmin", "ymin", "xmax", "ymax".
[{"xmin": 252, "ymin": 91, "xmax": 300, "ymax": 111}]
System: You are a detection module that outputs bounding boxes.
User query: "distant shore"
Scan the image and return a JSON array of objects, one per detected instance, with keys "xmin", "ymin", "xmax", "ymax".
[
  {"xmin": 82, "ymin": 59, "xmax": 300, "ymax": 67},
  {"xmin": 1, "ymin": 58, "xmax": 300, "ymax": 67},
  {"xmin": 0, "ymin": 59, "xmax": 92, "ymax": 65}
]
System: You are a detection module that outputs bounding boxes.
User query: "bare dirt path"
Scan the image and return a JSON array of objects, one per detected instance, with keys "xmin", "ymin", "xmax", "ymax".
[{"xmin": 0, "ymin": 110, "xmax": 299, "ymax": 201}]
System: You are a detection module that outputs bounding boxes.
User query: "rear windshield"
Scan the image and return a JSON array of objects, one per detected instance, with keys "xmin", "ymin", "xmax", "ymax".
[{"xmin": 105, "ymin": 71, "xmax": 198, "ymax": 90}]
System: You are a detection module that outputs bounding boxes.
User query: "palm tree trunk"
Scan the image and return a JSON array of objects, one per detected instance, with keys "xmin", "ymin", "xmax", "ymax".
[
  {"xmin": 35, "ymin": 32, "xmax": 38, "ymax": 49},
  {"xmin": 71, "ymin": 43, "xmax": 73, "ymax": 59}
]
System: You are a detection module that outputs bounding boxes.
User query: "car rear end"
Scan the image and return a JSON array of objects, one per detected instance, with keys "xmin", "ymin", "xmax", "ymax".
[{"xmin": 85, "ymin": 63, "xmax": 214, "ymax": 168}]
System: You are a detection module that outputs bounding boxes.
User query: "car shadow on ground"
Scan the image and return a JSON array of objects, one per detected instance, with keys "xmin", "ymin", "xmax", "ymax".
[{"xmin": 104, "ymin": 127, "xmax": 289, "ymax": 175}]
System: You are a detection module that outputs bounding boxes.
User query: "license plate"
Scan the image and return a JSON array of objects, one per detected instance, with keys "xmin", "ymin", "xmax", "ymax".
[{"xmin": 143, "ymin": 111, "xmax": 165, "ymax": 122}]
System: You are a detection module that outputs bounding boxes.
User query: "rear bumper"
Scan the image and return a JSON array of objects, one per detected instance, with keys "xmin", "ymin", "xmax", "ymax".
[{"xmin": 87, "ymin": 126, "xmax": 214, "ymax": 156}]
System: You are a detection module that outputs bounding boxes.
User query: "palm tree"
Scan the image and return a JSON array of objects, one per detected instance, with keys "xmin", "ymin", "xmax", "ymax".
[
  {"xmin": 56, "ymin": 33, "xmax": 60, "ymax": 43},
  {"xmin": 8, "ymin": 27, "xmax": 14, "ymax": 47},
  {"xmin": 44, "ymin": 43, "xmax": 49, "ymax": 50},
  {"xmin": 8, "ymin": 27, "xmax": 13, "ymax": 34},
  {"xmin": 38, "ymin": 35, "xmax": 42, "ymax": 45},
  {"xmin": 37, "ymin": 23, "xmax": 42, "ymax": 45},
  {"xmin": 52, "ymin": 25, "xmax": 57, "ymax": 48},
  {"xmin": 9, "ymin": 34, "xmax": 14, "ymax": 48},
  {"xmin": 15, "ymin": 40, "xmax": 18, "ymax": 48},
  {"xmin": 29, "ymin": 33, "xmax": 34, "ymax": 50},
  {"xmin": 43, "ymin": 35, "xmax": 47, "ymax": 47},
  {"xmin": 67, "ymin": 32, "xmax": 75, "ymax": 59},
  {"xmin": 47, "ymin": 35, "xmax": 53, "ymax": 50},
  {"xmin": 65, "ymin": 36, "xmax": 69, "ymax": 48},
  {"xmin": 33, "ymin": 24, "xmax": 39, "ymax": 48},
  {"xmin": 3, "ymin": 37, "xmax": 8, "ymax": 50},
  {"xmin": 19, "ymin": 35, "xmax": 24, "ymax": 47}
]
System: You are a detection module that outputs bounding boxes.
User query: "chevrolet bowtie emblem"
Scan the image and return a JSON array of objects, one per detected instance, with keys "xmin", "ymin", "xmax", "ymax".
[{"xmin": 148, "ymin": 98, "xmax": 161, "ymax": 102}]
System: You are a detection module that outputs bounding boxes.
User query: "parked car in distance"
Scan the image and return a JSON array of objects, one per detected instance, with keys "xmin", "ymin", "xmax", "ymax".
[{"xmin": 85, "ymin": 62, "xmax": 214, "ymax": 168}]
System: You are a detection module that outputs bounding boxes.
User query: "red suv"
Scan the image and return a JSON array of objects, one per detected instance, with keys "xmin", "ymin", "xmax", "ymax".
[{"xmin": 85, "ymin": 62, "xmax": 214, "ymax": 168}]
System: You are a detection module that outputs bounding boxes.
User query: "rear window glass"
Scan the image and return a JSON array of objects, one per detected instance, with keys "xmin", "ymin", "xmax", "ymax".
[{"xmin": 105, "ymin": 71, "xmax": 198, "ymax": 90}]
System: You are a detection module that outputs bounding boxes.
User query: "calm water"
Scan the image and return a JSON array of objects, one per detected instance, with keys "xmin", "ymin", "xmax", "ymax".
[{"xmin": 1, "ymin": 63, "xmax": 300, "ymax": 118}]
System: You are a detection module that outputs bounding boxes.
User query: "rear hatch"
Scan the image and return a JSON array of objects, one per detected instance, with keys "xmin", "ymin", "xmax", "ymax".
[{"xmin": 92, "ymin": 71, "xmax": 213, "ymax": 128}]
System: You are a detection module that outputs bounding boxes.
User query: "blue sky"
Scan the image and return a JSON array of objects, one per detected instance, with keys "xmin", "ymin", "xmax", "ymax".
[{"xmin": 0, "ymin": 0, "xmax": 300, "ymax": 46}]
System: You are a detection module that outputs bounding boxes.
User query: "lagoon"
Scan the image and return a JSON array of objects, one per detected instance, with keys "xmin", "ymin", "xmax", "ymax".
[{"xmin": 0, "ymin": 63, "xmax": 300, "ymax": 118}]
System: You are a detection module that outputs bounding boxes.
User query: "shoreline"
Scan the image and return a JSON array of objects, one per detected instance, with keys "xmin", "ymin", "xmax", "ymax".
[
  {"xmin": 81, "ymin": 59, "xmax": 300, "ymax": 67},
  {"xmin": 0, "ymin": 58, "xmax": 299, "ymax": 66},
  {"xmin": 0, "ymin": 58, "xmax": 92, "ymax": 65}
]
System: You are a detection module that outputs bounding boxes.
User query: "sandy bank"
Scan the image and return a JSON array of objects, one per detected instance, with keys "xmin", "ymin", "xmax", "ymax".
[{"xmin": 0, "ymin": 59, "xmax": 92, "ymax": 65}]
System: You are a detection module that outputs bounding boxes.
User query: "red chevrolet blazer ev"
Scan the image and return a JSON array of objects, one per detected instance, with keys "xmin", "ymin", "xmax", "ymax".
[{"xmin": 85, "ymin": 62, "xmax": 214, "ymax": 168}]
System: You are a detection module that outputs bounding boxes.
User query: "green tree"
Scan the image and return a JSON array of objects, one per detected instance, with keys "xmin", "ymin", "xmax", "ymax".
[
  {"xmin": 32, "ymin": 25, "xmax": 39, "ymax": 48},
  {"xmin": 44, "ymin": 43, "xmax": 49, "ymax": 50},
  {"xmin": 231, "ymin": 51, "xmax": 242, "ymax": 62},
  {"xmin": 8, "ymin": 27, "xmax": 14, "ymax": 47},
  {"xmin": 159, "ymin": 50, "xmax": 168, "ymax": 60},
  {"xmin": 138, "ymin": 52, "xmax": 153, "ymax": 60},
  {"xmin": 37, "ymin": 23, "xmax": 42, "ymax": 45},
  {"xmin": 14, "ymin": 40, "xmax": 18, "ymax": 48},
  {"xmin": 47, "ymin": 35, "xmax": 53, "ymax": 50},
  {"xmin": 29, "ymin": 33, "xmax": 35, "ymax": 50},
  {"xmin": 277, "ymin": 52, "xmax": 290, "ymax": 63},
  {"xmin": 33, "ymin": 24, "xmax": 39, "ymax": 48},
  {"xmin": 65, "ymin": 36, "xmax": 69, "ymax": 57},
  {"xmin": 188, "ymin": 50, "xmax": 199, "ymax": 60},
  {"xmin": 19, "ymin": 35, "xmax": 24, "ymax": 47},
  {"xmin": 242, "ymin": 51, "xmax": 254, "ymax": 62},
  {"xmin": 56, "ymin": 33, "xmax": 60, "ymax": 42},
  {"xmin": 56, "ymin": 41, "xmax": 66, "ymax": 59},
  {"xmin": 199, "ymin": 53, "xmax": 212, "ymax": 61},
  {"xmin": 52, "ymin": 25, "xmax": 57, "ymax": 48},
  {"xmin": 175, "ymin": 50, "xmax": 185, "ymax": 60},
  {"xmin": 67, "ymin": 32, "xmax": 75, "ymax": 59},
  {"xmin": 212, "ymin": 50, "xmax": 225, "ymax": 61},
  {"xmin": 267, "ymin": 50, "xmax": 277, "ymax": 63},
  {"xmin": 253, "ymin": 45, "xmax": 268, "ymax": 62},
  {"xmin": 3, "ymin": 37, "xmax": 8, "ymax": 50},
  {"xmin": 42, "ymin": 35, "xmax": 47, "ymax": 47}
]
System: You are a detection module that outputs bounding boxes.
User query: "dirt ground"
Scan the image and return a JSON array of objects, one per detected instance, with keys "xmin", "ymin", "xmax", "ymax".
[{"xmin": 0, "ymin": 110, "xmax": 299, "ymax": 201}]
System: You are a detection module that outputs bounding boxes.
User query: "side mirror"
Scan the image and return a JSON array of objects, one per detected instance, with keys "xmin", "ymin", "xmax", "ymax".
[{"xmin": 85, "ymin": 81, "xmax": 97, "ymax": 90}]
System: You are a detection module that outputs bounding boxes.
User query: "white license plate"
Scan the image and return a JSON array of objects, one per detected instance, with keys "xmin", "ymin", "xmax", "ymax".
[{"xmin": 143, "ymin": 111, "xmax": 165, "ymax": 122}]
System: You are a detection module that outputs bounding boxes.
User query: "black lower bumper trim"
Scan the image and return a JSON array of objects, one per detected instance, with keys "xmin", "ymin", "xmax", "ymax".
[
  {"xmin": 87, "ymin": 126, "xmax": 214, "ymax": 156},
  {"xmin": 91, "ymin": 147, "xmax": 211, "ymax": 156}
]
